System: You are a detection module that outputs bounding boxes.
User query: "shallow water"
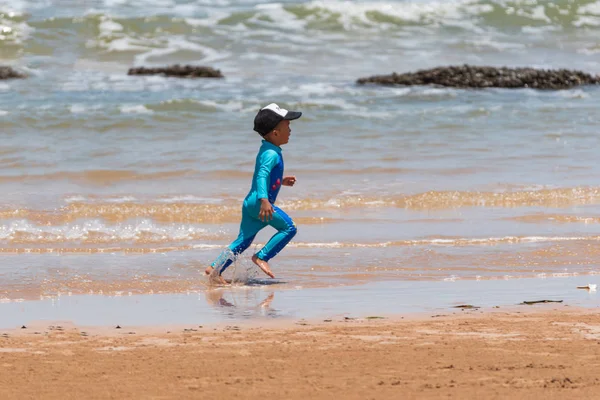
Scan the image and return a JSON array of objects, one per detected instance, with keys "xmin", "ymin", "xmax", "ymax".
[
  {"xmin": 1, "ymin": 0, "xmax": 600, "ymax": 304},
  {"xmin": 0, "ymin": 275, "xmax": 598, "ymax": 329}
]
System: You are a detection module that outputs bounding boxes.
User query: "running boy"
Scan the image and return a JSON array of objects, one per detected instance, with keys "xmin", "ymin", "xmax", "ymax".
[{"xmin": 204, "ymin": 103, "xmax": 302, "ymax": 284}]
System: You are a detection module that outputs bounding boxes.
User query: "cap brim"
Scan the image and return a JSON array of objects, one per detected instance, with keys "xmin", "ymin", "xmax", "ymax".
[{"xmin": 283, "ymin": 111, "xmax": 302, "ymax": 120}]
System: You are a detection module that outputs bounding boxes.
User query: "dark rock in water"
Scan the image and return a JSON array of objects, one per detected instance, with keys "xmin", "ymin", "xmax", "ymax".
[
  {"xmin": 356, "ymin": 65, "xmax": 600, "ymax": 90},
  {"xmin": 0, "ymin": 66, "xmax": 26, "ymax": 80},
  {"xmin": 127, "ymin": 64, "xmax": 223, "ymax": 78}
]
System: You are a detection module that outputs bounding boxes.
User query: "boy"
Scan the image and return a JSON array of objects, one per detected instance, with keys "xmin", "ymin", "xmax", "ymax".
[{"xmin": 204, "ymin": 103, "xmax": 302, "ymax": 284}]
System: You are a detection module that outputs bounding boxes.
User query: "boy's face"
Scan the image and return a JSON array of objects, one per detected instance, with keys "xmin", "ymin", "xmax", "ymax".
[{"xmin": 271, "ymin": 120, "xmax": 291, "ymax": 146}]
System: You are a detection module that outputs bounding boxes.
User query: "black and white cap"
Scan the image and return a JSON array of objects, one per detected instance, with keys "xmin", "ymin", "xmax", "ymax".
[{"xmin": 253, "ymin": 103, "xmax": 302, "ymax": 136}]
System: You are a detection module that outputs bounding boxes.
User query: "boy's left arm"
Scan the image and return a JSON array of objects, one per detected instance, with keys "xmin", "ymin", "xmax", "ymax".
[{"xmin": 282, "ymin": 176, "xmax": 296, "ymax": 186}]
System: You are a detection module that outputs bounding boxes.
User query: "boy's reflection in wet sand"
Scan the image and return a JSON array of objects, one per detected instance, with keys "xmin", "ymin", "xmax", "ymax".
[{"xmin": 204, "ymin": 289, "xmax": 276, "ymax": 317}]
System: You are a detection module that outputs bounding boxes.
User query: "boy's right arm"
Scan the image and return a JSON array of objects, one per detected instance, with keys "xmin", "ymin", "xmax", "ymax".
[
  {"xmin": 256, "ymin": 151, "xmax": 278, "ymax": 222},
  {"xmin": 258, "ymin": 198, "xmax": 273, "ymax": 222}
]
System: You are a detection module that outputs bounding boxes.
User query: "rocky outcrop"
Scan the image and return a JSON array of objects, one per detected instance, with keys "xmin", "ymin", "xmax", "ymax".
[
  {"xmin": 127, "ymin": 65, "xmax": 224, "ymax": 78},
  {"xmin": 356, "ymin": 65, "xmax": 600, "ymax": 89},
  {"xmin": 0, "ymin": 66, "xmax": 26, "ymax": 80}
]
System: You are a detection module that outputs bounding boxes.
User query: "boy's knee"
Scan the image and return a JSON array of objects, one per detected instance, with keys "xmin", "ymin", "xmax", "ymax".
[
  {"xmin": 231, "ymin": 235, "xmax": 255, "ymax": 254},
  {"xmin": 288, "ymin": 222, "xmax": 297, "ymax": 238}
]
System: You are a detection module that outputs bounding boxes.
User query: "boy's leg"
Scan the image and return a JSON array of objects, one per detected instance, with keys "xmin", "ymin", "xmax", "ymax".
[
  {"xmin": 206, "ymin": 208, "xmax": 266, "ymax": 277},
  {"xmin": 252, "ymin": 205, "xmax": 297, "ymax": 278}
]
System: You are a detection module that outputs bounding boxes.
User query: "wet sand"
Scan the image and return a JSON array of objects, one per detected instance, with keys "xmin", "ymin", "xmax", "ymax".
[
  {"xmin": 1, "ymin": 309, "xmax": 600, "ymax": 399},
  {"xmin": 1, "ymin": 275, "xmax": 598, "ymax": 329}
]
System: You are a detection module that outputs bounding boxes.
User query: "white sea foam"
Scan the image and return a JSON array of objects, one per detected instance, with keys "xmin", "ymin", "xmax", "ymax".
[
  {"xmin": 134, "ymin": 36, "xmax": 230, "ymax": 65},
  {"xmin": 69, "ymin": 104, "xmax": 104, "ymax": 114},
  {"xmin": 463, "ymin": 37, "xmax": 527, "ymax": 51},
  {"xmin": 579, "ymin": 1, "xmax": 600, "ymax": 15},
  {"xmin": 573, "ymin": 15, "xmax": 600, "ymax": 27},
  {"xmin": 443, "ymin": 275, "xmax": 459, "ymax": 282},
  {"xmin": 339, "ymin": 107, "xmax": 394, "ymax": 119},
  {"xmin": 551, "ymin": 272, "xmax": 579, "ymax": 278},
  {"xmin": 239, "ymin": 52, "xmax": 304, "ymax": 64},
  {"xmin": 69, "ymin": 104, "xmax": 88, "ymax": 114},
  {"xmin": 521, "ymin": 25, "xmax": 561, "ymax": 34},
  {"xmin": 98, "ymin": 17, "xmax": 123, "ymax": 37},
  {"xmin": 105, "ymin": 196, "xmax": 138, "ymax": 203},
  {"xmin": 102, "ymin": 37, "xmax": 148, "ymax": 52},
  {"xmin": 303, "ymin": 0, "xmax": 477, "ymax": 30},
  {"xmin": 528, "ymin": 5, "xmax": 551, "ymax": 23},
  {"xmin": 103, "ymin": 0, "xmax": 175, "ymax": 8},
  {"xmin": 0, "ymin": 17, "xmax": 33, "ymax": 44},
  {"xmin": 252, "ymin": 3, "xmax": 307, "ymax": 31},
  {"xmin": 120, "ymin": 104, "xmax": 153, "ymax": 114},
  {"xmin": 192, "ymin": 243, "xmax": 223, "ymax": 249},
  {"xmin": 64, "ymin": 195, "xmax": 138, "ymax": 203},
  {"xmin": 577, "ymin": 46, "xmax": 600, "ymax": 55},
  {"xmin": 64, "ymin": 195, "xmax": 87, "ymax": 203},
  {"xmin": 185, "ymin": 9, "xmax": 233, "ymax": 28},
  {"xmin": 61, "ymin": 70, "xmax": 207, "ymax": 94},
  {"xmin": 157, "ymin": 195, "xmax": 221, "ymax": 203},
  {"xmin": 294, "ymin": 82, "xmax": 341, "ymax": 97},
  {"xmin": 407, "ymin": 88, "xmax": 459, "ymax": 100},
  {"xmin": 0, "ymin": 219, "xmax": 211, "ymax": 243},
  {"xmin": 64, "ymin": 195, "xmax": 224, "ymax": 204},
  {"xmin": 284, "ymin": 236, "xmax": 600, "ymax": 249},
  {"xmin": 195, "ymin": 100, "xmax": 244, "ymax": 112},
  {"xmin": 8, "ymin": 0, "xmax": 600, "ymax": 32},
  {"xmin": 147, "ymin": 0, "xmax": 499, "ymax": 33},
  {"xmin": 554, "ymin": 89, "xmax": 589, "ymax": 99}
]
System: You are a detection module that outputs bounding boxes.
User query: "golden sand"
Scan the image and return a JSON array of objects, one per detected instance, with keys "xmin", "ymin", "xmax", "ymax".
[{"xmin": 1, "ymin": 309, "xmax": 599, "ymax": 399}]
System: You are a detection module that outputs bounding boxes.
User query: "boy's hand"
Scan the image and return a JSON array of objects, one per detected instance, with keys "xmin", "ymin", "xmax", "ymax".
[
  {"xmin": 282, "ymin": 176, "xmax": 296, "ymax": 187},
  {"xmin": 259, "ymin": 198, "xmax": 274, "ymax": 222}
]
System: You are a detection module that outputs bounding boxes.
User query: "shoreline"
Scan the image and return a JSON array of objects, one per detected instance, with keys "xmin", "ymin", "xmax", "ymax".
[
  {"xmin": 0, "ymin": 274, "xmax": 597, "ymax": 331},
  {"xmin": 0, "ymin": 302, "xmax": 588, "ymax": 337}
]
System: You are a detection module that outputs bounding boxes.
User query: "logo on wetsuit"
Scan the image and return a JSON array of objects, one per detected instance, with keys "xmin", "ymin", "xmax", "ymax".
[{"xmin": 272, "ymin": 178, "xmax": 281, "ymax": 190}]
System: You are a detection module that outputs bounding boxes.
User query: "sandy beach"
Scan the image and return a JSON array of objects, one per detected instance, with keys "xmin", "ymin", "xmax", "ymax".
[{"xmin": 1, "ymin": 308, "xmax": 599, "ymax": 399}]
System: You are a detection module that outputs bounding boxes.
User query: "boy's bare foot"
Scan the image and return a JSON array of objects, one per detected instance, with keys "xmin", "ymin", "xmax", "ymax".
[
  {"xmin": 252, "ymin": 254, "xmax": 275, "ymax": 278},
  {"xmin": 210, "ymin": 273, "xmax": 229, "ymax": 286},
  {"xmin": 204, "ymin": 266, "xmax": 229, "ymax": 286}
]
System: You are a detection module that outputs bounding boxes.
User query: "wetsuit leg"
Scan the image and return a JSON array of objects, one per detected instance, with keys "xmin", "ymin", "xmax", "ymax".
[
  {"xmin": 211, "ymin": 206, "xmax": 266, "ymax": 274},
  {"xmin": 255, "ymin": 205, "xmax": 297, "ymax": 262}
]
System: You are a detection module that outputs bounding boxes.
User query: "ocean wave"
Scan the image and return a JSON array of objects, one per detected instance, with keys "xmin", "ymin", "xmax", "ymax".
[
  {"xmin": 299, "ymin": 0, "xmax": 600, "ymax": 31},
  {"xmin": 508, "ymin": 213, "xmax": 600, "ymax": 224},
  {"xmin": 120, "ymin": 104, "xmax": 153, "ymax": 114},
  {"xmin": 0, "ymin": 12, "xmax": 31, "ymax": 41},
  {"xmin": 243, "ymin": 235, "xmax": 600, "ymax": 248},
  {"xmin": 164, "ymin": 0, "xmax": 600, "ymax": 33},
  {"xmin": 282, "ymin": 186, "xmax": 600, "ymax": 210},
  {"xmin": 0, "ymin": 219, "xmax": 221, "ymax": 244},
  {"xmin": 0, "ymin": 169, "xmax": 197, "ymax": 185},
  {"xmin": 0, "ymin": 232, "xmax": 598, "ymax": 251},
  {"xmin": 4, "ymin": 0, "xmax": 600, "ymax": 61},
  {"xmin": 150, "ymin": 98, "xmax": 245, "ymax": 113},
  {"xmin": 0, "ymin": 245, "xmax": 193, "ymax": 254},
  {"xmin": 1, "ymin": 187, "xmax": 600, "ymax": 225}
]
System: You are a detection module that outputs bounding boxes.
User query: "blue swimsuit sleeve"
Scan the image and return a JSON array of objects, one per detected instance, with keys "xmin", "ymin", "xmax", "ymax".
[{"xmin": 256, "ymin": 150, "xmax": 279, "ymax": 200}]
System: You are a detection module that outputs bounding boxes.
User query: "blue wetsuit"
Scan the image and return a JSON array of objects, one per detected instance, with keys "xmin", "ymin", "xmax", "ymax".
[{"xmin": 211, "ymin": 140, "xmax": 297, "ymax": 274}]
